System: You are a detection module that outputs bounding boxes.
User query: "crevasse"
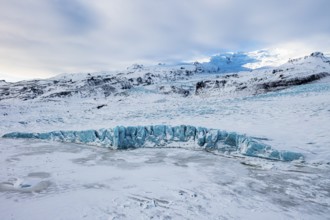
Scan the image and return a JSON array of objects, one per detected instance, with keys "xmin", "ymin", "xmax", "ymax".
[{"xmin": 2, "ymin": 125, "xmax": 303, "ymax": 161}]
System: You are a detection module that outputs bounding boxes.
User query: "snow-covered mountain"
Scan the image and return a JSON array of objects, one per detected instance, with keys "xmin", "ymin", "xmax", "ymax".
[
  {"xmin": 0, "ymin": 64, "xmax": 196, "ymax": 101},
  {"xmin": 195, "ymin": 52, "xmax": 330, "ymax": 96},
  {"xmin": 1, "ymin": 52, "xmax": 329, "ymax": 102}
]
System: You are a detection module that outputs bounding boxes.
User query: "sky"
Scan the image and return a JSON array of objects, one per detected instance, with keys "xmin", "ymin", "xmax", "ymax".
[{"xmin": 1, "ymin": 0, "xmax": 330, "ymax": 82}]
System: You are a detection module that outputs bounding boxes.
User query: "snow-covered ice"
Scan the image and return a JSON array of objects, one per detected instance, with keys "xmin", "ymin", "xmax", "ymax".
[{"xmin": 0, "ymin": 139, "xmax": 329, "ymax": 220}]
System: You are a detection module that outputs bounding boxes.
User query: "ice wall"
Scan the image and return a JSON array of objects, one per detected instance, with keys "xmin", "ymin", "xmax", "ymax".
[{"xmin": 2, "ymin": 125, "xmax": 303, "ymax": 161}]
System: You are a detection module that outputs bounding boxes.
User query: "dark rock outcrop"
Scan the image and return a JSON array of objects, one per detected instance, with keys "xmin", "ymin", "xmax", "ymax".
[{"xmin": 257, "ymin": 72, "xmax": 330, "ymax": 93}]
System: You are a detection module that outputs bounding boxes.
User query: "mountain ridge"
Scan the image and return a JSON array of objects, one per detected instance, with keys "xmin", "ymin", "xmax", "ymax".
[{"xmin": 0, "ymin": 52, "xmax": 329, "ymax": 101}]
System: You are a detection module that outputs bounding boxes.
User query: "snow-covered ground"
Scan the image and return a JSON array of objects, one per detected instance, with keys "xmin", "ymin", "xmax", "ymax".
[
  {"xmin": 1, "ymin": 139, "xmax": 329, "ymax": 220},
  {"xmin": 1, "ymin": 52, "xmax": 330, "ymax": 219}
]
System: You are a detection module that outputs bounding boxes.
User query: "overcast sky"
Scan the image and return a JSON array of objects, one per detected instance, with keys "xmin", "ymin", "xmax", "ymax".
[{"xmin": 1, "ymin": 0, "xmax": 330, "ymax": 81}]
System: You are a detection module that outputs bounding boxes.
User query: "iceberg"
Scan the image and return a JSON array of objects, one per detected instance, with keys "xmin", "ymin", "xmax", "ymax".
[{"xmin": 2, "ymin": 125, "xmax": 303, "ymax": 161}]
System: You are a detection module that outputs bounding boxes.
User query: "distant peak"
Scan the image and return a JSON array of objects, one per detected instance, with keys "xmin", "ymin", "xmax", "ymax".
[
  {"xmin": 287, "ymin": 51, "xmax": 329, "ymax": 65},
  {"xmin": 127, "ymin": 64, "xmax": 144, "ymax": 70},
  {"xmin": 310, "ymin": 52, "xmax": 324, "ymax": 57}
]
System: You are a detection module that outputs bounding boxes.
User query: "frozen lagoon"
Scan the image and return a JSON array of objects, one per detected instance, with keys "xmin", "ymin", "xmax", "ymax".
[{"xmin": 0, "ymin": 138, "xmax": 329, "ymax": 220}]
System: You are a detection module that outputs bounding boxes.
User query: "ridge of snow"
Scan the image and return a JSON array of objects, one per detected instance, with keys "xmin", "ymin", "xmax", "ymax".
[{"xmin": 2, "ymin": 125, "xmax": 304, "ymax": 162}]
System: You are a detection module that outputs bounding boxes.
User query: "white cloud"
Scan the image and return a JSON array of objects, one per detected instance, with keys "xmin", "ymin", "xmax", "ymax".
[{"xmin": 0, "ymin": 0, "xmax": 330, "ymax": 81}]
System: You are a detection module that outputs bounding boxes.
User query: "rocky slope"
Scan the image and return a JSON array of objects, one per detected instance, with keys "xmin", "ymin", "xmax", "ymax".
[
  {"xmin": 1, "ymin": 52, "xmax": 329, "ymax": 102},
  {"xmin": 0, "ymin": 64, "xmax": 196, "ymax": 101},
  {"xmin": 195, "ymin": 52, "xmax": 330, "ymax": 96}
]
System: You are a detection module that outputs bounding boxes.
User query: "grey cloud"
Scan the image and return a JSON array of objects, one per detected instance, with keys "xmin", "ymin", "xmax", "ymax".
[
  {"xmin": 50, "ymin": 0, "xmax": 99, "ymax": 34},
  {"xmin": 0, "ymin": 0, "xmax": 330, "ymax": 81}
]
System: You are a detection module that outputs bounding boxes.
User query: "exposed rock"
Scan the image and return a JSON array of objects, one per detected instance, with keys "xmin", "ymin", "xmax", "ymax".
[
  {"xmin": 96, "ymin": 104, "xmax": 107, "ymax": 109},
  {"xmin": 257, "ymin": 72, "xmax": 330, "ymax": 93},
  {"xmin": 159, "ymin": 85, "xmax": 191, "ymax": 97},
  {"xmin": 47, "ymin": 91, "xmax": 75, "ymax": 98}
]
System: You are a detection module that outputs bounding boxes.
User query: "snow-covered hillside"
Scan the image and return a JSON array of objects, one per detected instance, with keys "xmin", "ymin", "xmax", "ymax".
[
  {"xmin": 0, "ymin": 64, "xmax": 196, "ymax": 101},
  {"xmin": 1, "ymin": 52, "xmax": 329, "ymax": 102},
  {"xmin": 1, "ymin": 52, "xmax": 330, "ymax": 219},
  {"xmin": 195, "ymin": 52, "xmax": 330, "ymax": 97}
]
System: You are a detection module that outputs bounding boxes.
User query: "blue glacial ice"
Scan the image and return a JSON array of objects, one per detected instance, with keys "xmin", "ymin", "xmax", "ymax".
[
  {"xmin": 196, "ymin": 52, "xmax": 257, "ymax": 73},
  {"xmin": 2, "ymin": 125, "xmax": 303, "ymax": 162}
]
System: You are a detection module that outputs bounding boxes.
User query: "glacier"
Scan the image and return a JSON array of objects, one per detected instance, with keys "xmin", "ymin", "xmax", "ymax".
[
  {"xmin": 195, "ymin": 52, "xmax": 256, "ymax": 73},
  {"xmin": 2, "ymin": 125, "xmax": 303, "ymax": 162}
]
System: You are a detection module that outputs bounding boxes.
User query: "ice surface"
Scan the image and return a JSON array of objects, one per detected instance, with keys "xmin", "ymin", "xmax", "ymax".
[
  {"xmin": 193, "ymin": 49, "xmax": 294, "ymax": 73},
  {"xmin": 2, "ymin": 125, "xmax": 303, "ymax": 161},
  {"xmin": 1, "ymin": 139, "xmax": 328, "ymax": 220},
  {"xmin": 195, "ymin": 52, "xmax": 256, "ymax": 73}
]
